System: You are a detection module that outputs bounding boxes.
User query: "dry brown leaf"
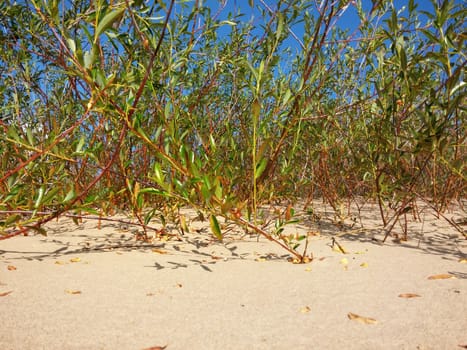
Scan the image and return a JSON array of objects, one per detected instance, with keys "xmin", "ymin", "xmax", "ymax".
[
  {"xmin": 332, "ymin": 245, "xmax": 347, "ymax": 254},
  {"xmin": 307, "ymin": 230, "xmax": 320, "ymax": 237},
  {"xmin": 427, "ymin": 274, "xmax": 456, "ymax": 280},
  {"xmin": 152, "ymin": 249, "xmax": 169, "ymax": 255},
  {"xmin": 70, "ymin": 257, "xmax": 81, "ymax": 263},
  {"xmin": 7, "ymin": 265, "xmax": 17, "ymax": 271},
  {"xmin": 300, "ymin": 306, "xmax": 311, "ymax": 313},
  {"xmin": 347, "ymin": 312, "xmax": 377, "ymax": 324},
  {"xmin": 0, "ymin": 291, "xmax": 13, "ymax": 297},
  {"xmin": 398, "ymin": 293, "xmax": 421, "ymax": 298},
  {"xmin": 65, "ymin": 289, "xmax": 81, "ymax": 294}
]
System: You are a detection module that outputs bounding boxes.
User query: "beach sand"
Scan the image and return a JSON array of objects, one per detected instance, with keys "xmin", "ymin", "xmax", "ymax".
[{"xmin": 1, "ymin": 202, "xmax": 466, "ymax": 349}]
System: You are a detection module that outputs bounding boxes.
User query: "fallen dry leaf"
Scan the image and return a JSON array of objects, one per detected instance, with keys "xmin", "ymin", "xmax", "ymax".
[
  {"xmin": 143, "ymin": 346, "xmax": 167, "ymax": 350},
  {"xmin": 7, "ymin": 265, "xmax": 17, "ymax": 271},
  {"xmin": 340, "ymin": 258, "xmax": 349, "ymax": 265},
  {"xmin": 398, "ymin": 293, "xmax": 421, "ymax": 298},
  {"xmin": 331, "ymin": 238, "xmax": 347, "ymax": 254},
  {"xmin": 427, "ymin": 274, "xmax": 456, "ymax": 280},
  {"xmin": 65, "ymin": 289, "xmax": 81, "ymax": 295},
  {"xmin": 152, "ymin": 248, "xmax": 169, "ymax": 255},
  {"xmin": 360, "ymin": 262, "xmax": 368, "ymax": 268},
  {"xmin": 459, "ymin": 258, "xmax": 467, "ymax": 264},
  {"xmin": 332, "ymin": 245, "xmax": 347, "ymax": 254},
  {"xmin": 55, "ymin": 260, "xmax": 66, "ymax": 265},
  {"xmin": 300, "ymin": 306, "xmax": 311, "ymax": 313},
  {"xmin": 0, "ymin": 291, "xmax": 13, "ymax": 297},
  {"xmin": 255, "ymin": 257, "xmax": 267, "ymax": 262},
  {"xmin": 70, "ymin": 257, "xmax": 81, "ymax": 263},
  {"xmin": 347, "ymin": 312, "xmax": 377, "ymax": 324}
]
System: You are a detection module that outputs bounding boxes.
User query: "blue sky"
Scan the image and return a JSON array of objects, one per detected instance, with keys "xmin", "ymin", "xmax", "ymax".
[{"xmin": 177, "ymin": 0, "xmax": 462, "ymax": 43}]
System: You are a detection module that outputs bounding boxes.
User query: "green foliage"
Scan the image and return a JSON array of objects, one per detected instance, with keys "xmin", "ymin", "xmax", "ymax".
[{"xmin": 0, "ymin": 0, "xmax": 465, "ymax": 257}]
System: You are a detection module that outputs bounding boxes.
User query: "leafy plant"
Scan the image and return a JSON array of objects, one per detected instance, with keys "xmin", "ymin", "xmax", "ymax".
[{"xmin": 0, "ymin": 0, "xmax": 465, "ymax": 260}]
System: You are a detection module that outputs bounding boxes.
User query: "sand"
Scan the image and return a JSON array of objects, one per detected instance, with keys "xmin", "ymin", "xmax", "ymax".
[{"xmin": 1, "ymin": 202, "xmax": 466, "ymax": 349}]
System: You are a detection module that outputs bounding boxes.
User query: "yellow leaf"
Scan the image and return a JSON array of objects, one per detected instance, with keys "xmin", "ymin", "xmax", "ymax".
[
  {"xmin": 65, "ymin": 289, "xmax": 81, "ymax": 294},
  {"xmin": 300, "ymin": 306, "xmax": 311, "ymax": 313},
  {"xmin": 360, "ymin": 262, "xmax": 368, "ymax": 268},
  {"xmin": 459, "ymin": 258, "xmax": 467, "ymax": 264},
  {"xmin": 427, "ymin": 274, "xmax": 456, "ymax": 280},
  {"xmin": 305, "ymin": 267, "xmax": 312, "ymax": 272},
  {"xmin": 347, "ymin": 312, "xmax": 377, "ymax": 324},
  {"xmin": 55, "ymin": 260, "xmax": 66, "ymax": 265},
  {"xmin": 70, "ymin": 257, "xmax": 81, "ymax": 263},
  {"xmin": 398, "ymin": 293, "xmax": 421, "ymax": 298},
  {"xmin": 255, "ymin": 257, "xmax": 266, "ymax": 262},
  {"xmin": 340, "ymin": 258, "xmax": 349, "ymax": 265},
  {"xmin": 152, "ymin": 249, "xmax": 169, "ymax": 255}
]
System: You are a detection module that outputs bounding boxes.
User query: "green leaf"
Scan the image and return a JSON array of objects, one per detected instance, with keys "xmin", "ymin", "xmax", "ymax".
[
  {"xmin": 2, "ymin": 214, "xmax": 21, "ymax": 227},
  {"xmin": 255, "ymin": 157, "xmax": 268, "ymax": 180},
  {"xmin": 63, "ymin": 188, "xmax": 76, "ymax": 203},
  {"xmin": 209, "ymin": 214, "xmax": 222, "ymax": 241},
  {"xmin": 24, "ymin": 225, "xmax": 47, "ymax": 236},
  {"xmin": 95, "ymin": 8, "xmax": 125, "ymax": 42},
  {"xmin": 84, "ymin": 44, "xmax": 98, "ymax": 69},
  {"xmin": 66, "ymin": 38, "xmax": 76, "ymax": 54},
  {"xmin": 34, "ymin": 186, "xmax": 45, "ymax": 209},
  {"xmin": 26, "ymin": 128, "xmax": 34, "ymax": 146},
  {"xmin": 75, "ymin": 136, "xmax": 85, "ymax": 153}
]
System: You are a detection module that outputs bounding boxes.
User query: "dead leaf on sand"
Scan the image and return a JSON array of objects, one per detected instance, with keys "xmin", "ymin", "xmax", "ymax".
[
  {"xmin": 459, "ymin": 258, "xmax": 467, "ymax": 264},
  {"xmin": 70, "ymin": 257, "xmax": 81, "ymax": 263},
  {"xmin": 427, "ymin": 274, "xmax": 456, "ymax": 280},
  {"xmin": 300, "ymin": 306, "xmax": 311, "ymax": 313},
  {"xmin": 65, "ymin": 289, "xmax": 81, "ymax": 295},
  {"xmin": 7, "ymin": 265, "xmax": 17, "ymax": 271},
  {"xmin": 0, "ymin": 291, "xmax": 13, "ymax": 297},
  {"xmin": 143, "ymin": 346, "xmax": 167, "ymax": 350},
  {"xmin": 347, "ymin": 312, "xmax": 377, "ymax": 324},
  {"xmin": 152, "ymin": 248, "xmax": 169, "ymax": 255},
  {"xmin": 398, "ymin": 293, "xmax": 421, "ymax": 298},
  {"xmin": 307, "ymin": 230, "xmax": 320, "ymax": 237}
]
